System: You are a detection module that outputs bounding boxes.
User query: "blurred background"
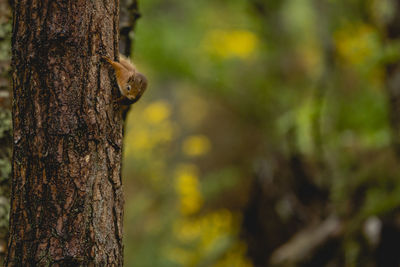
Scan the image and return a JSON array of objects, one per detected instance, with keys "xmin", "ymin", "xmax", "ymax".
[
  {"xmin": 2, "ymin": 0, "xmax": 400, "ymax": 266},
  {"xmin": 121, "ymin": 0, "xmax": 400, "ymax": 266}
]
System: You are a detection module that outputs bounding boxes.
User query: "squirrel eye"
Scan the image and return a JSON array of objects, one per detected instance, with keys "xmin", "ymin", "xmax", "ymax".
[{"xmin": 126, "ymin": 85, "xmax": 131, "ymax": 91}]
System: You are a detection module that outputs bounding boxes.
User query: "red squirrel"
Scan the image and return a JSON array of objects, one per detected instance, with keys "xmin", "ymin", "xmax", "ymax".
[{"xmin": 103, "ymin": 54, "xmax": 148, "ymax": 104}]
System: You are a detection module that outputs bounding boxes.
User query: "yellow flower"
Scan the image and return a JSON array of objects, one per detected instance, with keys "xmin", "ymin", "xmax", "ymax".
[
  {"xmin": 123, "ymin": 100, "xmax": 176, "ymax": 158},
  {"xmin": 144, "ymin": 100, "xmax": 171, "ymax": 124},
  {"xmin": 213, "ymin": 242, "xmax": 253, "ymax": 267},
  {"xmin": 175, "ymin": 164, "xmax": 203, "ymax": 215},
  {"xmin": 334, "ymin": 24, "xmax": 378, "ymax": 65},
  {"xmin": 169, "ymin": 210, "xmax": 250, "ymax": 267},
  {"xmin": 182, "ymin": 135, "xmax": 212, "ymax": 157},
  {"xmin": 173, "ymin": 218, "xmax": 202, "ymax": 242},
  {"xmin": 203, "ymin": 29, "xmax": 259, "ymax": 59},
  {"xmin": 199, "ymin": 210, "xmax": 233, "ymax": 248}
]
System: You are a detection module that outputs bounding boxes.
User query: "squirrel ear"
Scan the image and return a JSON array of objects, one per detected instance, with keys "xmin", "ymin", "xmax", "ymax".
[{"xmin": 136, "ymin": 73, "xmax": 148, "ymax": 89}]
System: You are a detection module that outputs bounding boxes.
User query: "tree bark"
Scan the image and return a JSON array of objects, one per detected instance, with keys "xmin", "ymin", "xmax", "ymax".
[{"xmin": 6, "ymin": 1, "xmax": 124, "ymax": 266}]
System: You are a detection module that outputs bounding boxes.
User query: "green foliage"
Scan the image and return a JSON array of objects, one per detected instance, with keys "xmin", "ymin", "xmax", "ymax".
[
  {"xmin": 0, "ymin": 109, "xmax": 11, "ymax": 198},
  {"xmin": 0, "ymin": 108, "xmax": 11, "ymax": 140},
  {"xmin": 0, "ymin": 108, "xmax": 11, "ymax": 240},
  {"xmin": 0, "ymin": 159, "xmax": 10, "ymax": 184},
  {"xmin": 0, "ymin": 195, "xmax": 9, "ymax": 229},
  {"xmin": 0, "ymin": 20, "xmax": 11, "ymax": 60}
]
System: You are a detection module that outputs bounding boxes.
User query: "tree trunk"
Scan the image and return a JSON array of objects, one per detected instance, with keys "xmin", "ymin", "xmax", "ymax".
[
  {"xmin": 119, "ymin": 0, "xmax": 140, "ymax": 57},
  {"xmin": 386, "ymin": 0, "xmax": 400, "ymax": 156},
  {"xmin": 6, "ymin": 1, "xmax": 124, "ymax": 266},
  {"xmin": 119, "ymin": 0, "xmax": 140, "ymax": 120}
]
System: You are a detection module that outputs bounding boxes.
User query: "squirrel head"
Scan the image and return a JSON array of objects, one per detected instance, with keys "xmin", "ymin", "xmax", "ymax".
[{"xmin": 123, "ymin": 72, "xmax": 148, "ymax": 101}]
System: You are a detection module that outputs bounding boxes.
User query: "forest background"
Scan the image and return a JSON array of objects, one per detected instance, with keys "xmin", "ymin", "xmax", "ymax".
[{"xmin": 1, "ymin": 0, "xmax": 400, "ymax": 266}]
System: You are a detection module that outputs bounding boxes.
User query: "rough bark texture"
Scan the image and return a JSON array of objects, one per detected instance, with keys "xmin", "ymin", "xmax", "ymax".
[{"xmin": 6, "ymin": 1, "xmax": 124, "ymax": 266}]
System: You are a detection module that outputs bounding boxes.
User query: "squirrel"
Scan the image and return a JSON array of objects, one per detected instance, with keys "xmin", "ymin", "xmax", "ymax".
[{"xmin": 103, "ymin": 54, "xmax": 148, "ymax": 105}]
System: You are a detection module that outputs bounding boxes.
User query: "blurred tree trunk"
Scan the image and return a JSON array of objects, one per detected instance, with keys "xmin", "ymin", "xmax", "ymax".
[
  {"xmin": 0, "ymin": 0, "xmax": 12, "ymax": 263},
  {"xmin": 119, "ymin": 0, "xmax": 141, "ymax": 120},
  {"xmin": 377, "ymin": 2, "xmax": 400, "ymax": 267},
  {"xmin": 386, "ymin": 0, "xmax": 400, "ymax": 155},
  {"xmin": 120, "ymin": 0, "xmax": 140, "ymax": 57},
  {"xmin": 6, "ymin": 1, "xmax": 124, "ymax": 266}
]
